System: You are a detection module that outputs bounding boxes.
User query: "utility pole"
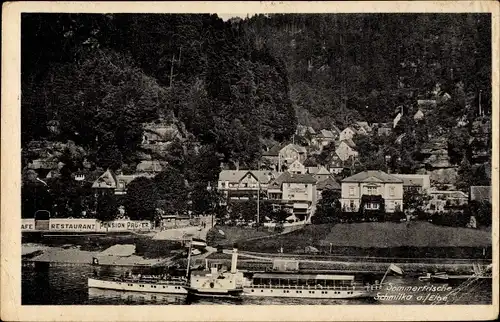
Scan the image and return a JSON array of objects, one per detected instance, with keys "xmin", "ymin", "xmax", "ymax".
[
  {"xmin": 479, "ymin": 90, "xmax": 482, "ymax": 116},
  {"xmin": 256, "ymin": 182, "xmax": 260, "ymax": 225},
  {"xmin": 169, "ymin": 53, "xmax": 176, "ymax": 88}
]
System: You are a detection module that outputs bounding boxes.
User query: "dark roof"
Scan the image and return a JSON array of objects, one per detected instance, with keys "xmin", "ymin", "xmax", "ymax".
[
  {"xmin": 273, "ymin": 172, "xmax": 317, "ymax": 185},
  {"xmin": 342, "ymin": 170, "xmax": 403, "ymax": 183},
  {"xmin": 262, "ymin": 144, "xmax": 282, "ymax": 157},
  {"xmin": 303, "ymin": 156, "xmax": 319, "ymax": 167},
  {"xmin": 317, "ymin": 177, "xmax": 341, "ymax": 190},
  {"xmin": 470, "ymin": 186, "xmax": 491, "ymax": 202}
]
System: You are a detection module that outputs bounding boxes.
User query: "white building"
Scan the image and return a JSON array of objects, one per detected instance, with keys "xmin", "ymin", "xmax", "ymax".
[{"xmin": 341, "ymin": 170, "xmax": 404, "ymax": 213}]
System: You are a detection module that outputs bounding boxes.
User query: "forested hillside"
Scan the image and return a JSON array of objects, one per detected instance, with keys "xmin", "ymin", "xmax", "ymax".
[
  {"xmin": 22, "ymin": 14, "xmax": 296, "ymax": 170},
  {"xmin": 244, "ymin": 14, "xmax": 491, "ymax": 129},
  {"xmin": 22, "ymin": 13, "xmax": 491, "ymax": 168}
]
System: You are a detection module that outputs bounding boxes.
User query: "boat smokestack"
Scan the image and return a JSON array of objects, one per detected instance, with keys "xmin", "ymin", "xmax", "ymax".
[{"xmin": 231, "ymin": 248, "xmax": 238, "ymax": 273}]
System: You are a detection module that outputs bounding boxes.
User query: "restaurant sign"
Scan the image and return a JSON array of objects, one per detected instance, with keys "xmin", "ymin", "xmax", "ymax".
[{"xmin": 49, "ymin": 219, "xmax": 98, "ymax": 232}]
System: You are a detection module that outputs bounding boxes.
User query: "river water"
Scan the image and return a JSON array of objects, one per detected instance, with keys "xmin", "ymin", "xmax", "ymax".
[{"xmin": 22, "ymin": 263, "xmax": 491, "ymax": 305}]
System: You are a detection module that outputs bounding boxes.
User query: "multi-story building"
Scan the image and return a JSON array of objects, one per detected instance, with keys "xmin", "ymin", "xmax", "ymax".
[
  {"xmin": 217, "ymin": 170, "xmax": 278, "ymax": 204},
  {"xmin": 392, "ymin": 174, "xmax": 431, "ymax": 194},
  {"xmin": 278, "ymin": 143, "xmax": 307, "ymax": 172},
  {"xmin": 341, "ymin": 170, "xmax": 404, "ymax": 213},
  {"xmin": 267, "ymin": 172, "xmax": 317, "ymax": 218}
]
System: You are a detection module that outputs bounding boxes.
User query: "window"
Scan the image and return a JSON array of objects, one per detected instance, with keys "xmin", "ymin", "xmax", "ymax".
[
  {"xmin": 221, "ymin": 182, "xmax": 226, "ymax": 188},
  {"xmin": 349, "ymin": 200, "xmax": 355, "ymax": 209},
  {"xmin": 389, "ymin": 187, "xmax": 395, "ymax": 197},
  {"xmin": 367, "ymin": 186, "xmax": 377, "ymax": 195},
  {"xmin": 349, "ymin": 187, "xmax": 355, "ymax": 196}
]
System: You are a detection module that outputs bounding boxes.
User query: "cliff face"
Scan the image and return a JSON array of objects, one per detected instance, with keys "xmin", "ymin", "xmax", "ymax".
[{"xmin": 418, "ymin": 137, "xmax": 457, "ymax": 186}]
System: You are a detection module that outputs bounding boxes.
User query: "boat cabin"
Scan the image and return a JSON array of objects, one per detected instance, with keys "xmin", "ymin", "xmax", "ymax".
[{"xmin": 251, "ymin": 273, "xmax": 357, "ymax": 289}]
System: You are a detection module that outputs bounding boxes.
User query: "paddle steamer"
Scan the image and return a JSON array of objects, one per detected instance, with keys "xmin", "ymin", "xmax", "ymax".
[
  {"xmin": 88, "ymin": 274, "xmax": 188, "ymax": 295},
  {"xmin": 242, "ymin": 272, "xmax": 381, "ymax": 299}
]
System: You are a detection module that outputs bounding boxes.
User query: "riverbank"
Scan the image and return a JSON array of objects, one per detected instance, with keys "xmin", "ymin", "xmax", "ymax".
[
  {"xmin": 22, "ymin": 243, "xmax": 179, "ymax": 267},
  {"xmin": 203, "ymin": 251, "xmax": 491, "ymax": 275}
]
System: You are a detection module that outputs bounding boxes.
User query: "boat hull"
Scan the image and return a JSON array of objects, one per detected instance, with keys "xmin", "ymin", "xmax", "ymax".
[
  {"xmin": 243, "ymin": 287, "xmax": 373, "ymax": 299},
  {"xmin": 88, "ymin": 278, "xmax": 188, "ymax": 295},
  {"xmin": 186, "ymin": 287, "xmax": 243, "ymax": 298}
]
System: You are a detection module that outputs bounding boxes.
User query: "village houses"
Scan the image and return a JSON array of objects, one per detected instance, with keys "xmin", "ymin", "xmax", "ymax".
[
  {"xmin": 311, "ymin": 129, "xmax": 336, "ymax": 149},
  {"xmin": 92, "ymin": 169, "xmax": 154, "ymax": 195},
  {"xmin": 278, "ymin": 143, "xmax": 307, "ymax": 172},
  {"xmin": 339, "ymin": 126, "xmax": 357, "ymax": 141},
  {"xmin": 341, "ymin": 170, "xmax": 404, "ymax": 213},
  {"xmin": 217, "ymin": 170, "xmax": 278, "ymax": 205},
  {"xmin": 335, "ymin": 139, "xmax": 358, "ymax": 162}
]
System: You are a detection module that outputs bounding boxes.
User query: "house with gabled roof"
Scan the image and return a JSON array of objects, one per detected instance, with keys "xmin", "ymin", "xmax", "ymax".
[
  {"xmin": 311, "ymin": 129, "xmax": 337, "ymax": 149},
  {"xmin": 217, "ymin": 170, "xmax": 278, "ymax": 204},
  {"xmin": 92, "ymin": 169, "xmax": 154, "ymax": 195},
  {"xmin": 354, "ymin": 122, "xmax": 372, "ymax": 135},
  {"xmin": 413, "ymin": 109, "xmax": 424, "ymax": 121},
  {"xmin": 261, "ymin": 143, "xmax": 282, "ymax": 170},
  {"xmin": 339, "ymin": 127, "xmax": 357, "ymax": 142},
  {"xmin": 326, "ymin": 152, "xmax": 345, "ymax": 174},
  {"xmin": 288, "ymin": 160, "xmax": 306, "ymax": 174},
  {"xmin": 141, "ymin": 122, "xmax": 182, "ymax": 145},
  {"xmin": 341, "ymin": 170, "xmax": 404, "ymax": 213},
  {"xmin": 335, "ymin": 139, "xmax": 358, "ymax": 162},
  {"xmin": 312, "ymin": 166, "xmax": 331, "ymax": 182},
  {"xmin": 278, "ymin": 143, "xmax": 307, "ymax": 172}
]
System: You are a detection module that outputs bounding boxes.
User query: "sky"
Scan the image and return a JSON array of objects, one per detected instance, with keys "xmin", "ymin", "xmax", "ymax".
[{"xmin": 215, "ymin": 13, "xmax": 256, "ymax": 21}]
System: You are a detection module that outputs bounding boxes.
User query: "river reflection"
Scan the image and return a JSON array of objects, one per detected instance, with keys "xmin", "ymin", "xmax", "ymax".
[{"xmin": 22, "ymin": 263, "xmax": 491, "ymax": 305}]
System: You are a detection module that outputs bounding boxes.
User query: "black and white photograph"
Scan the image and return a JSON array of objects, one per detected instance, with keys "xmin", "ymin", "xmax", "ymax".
[{"xmin": 1, "ymin": 1, "xmax": 498, "ymax": 321}]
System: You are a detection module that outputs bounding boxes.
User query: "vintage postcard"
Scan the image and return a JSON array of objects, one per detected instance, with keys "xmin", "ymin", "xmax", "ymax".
[{"xmin": 1, "ymin": 1, "xmax": 499, "ymax": 321}]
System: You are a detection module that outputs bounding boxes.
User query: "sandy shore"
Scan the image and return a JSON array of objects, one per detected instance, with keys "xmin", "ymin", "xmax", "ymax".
[{"xmin": 22, "ymin": 243, "xmax": 171, "ymax": 267}]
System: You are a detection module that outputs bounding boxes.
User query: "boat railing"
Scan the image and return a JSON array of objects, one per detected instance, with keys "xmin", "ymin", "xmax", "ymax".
[
  {"xmin": 248, "ymin": 284, "xmax": 382, "ymax": 291},
  {"xmin": 107, "ymin": 277, "xmax": 188, "ymax": 286}
]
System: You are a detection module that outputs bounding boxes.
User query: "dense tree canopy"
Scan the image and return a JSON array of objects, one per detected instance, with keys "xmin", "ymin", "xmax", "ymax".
[{"xmin": 21, "ymin": 13, "xmax": 491, "ymax": 220}]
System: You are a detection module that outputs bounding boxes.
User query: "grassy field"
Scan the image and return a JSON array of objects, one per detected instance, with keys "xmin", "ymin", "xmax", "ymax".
[
  {"xmin": 206, "ymin": 226, "xmax": 275, "ymax": 247},
  {"xmin": 322, "ymin": 221, "xmax": 491, "ymax": 247},
  {"xmin": 236, "ymin": 222, "xmax": 492, "ymax": 258}
]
